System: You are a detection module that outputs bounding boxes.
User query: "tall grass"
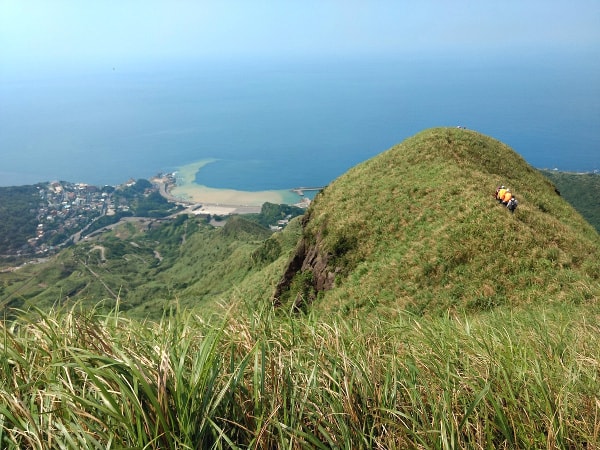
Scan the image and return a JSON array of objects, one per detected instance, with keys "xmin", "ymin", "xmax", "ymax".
[
  {"xmin": 1, "ymin": 301, "xmax": 599, "ymax": 448},
  {"xmin": 284, "ymin": 128, "xmax": 600, "ymax": 315}
]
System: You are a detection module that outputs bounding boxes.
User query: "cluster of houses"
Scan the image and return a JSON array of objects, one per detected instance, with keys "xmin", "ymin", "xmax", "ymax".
[
  {"xmin": 16, "ymin": 174, "xmax": 310, "ymax": 256},
  {"xmin": 269, "ymin": 217, "xmax": 291, "ymax": 231},
  {"xmin": 29, "ymin": 178, "xmax": 164, "ymax": 255},
  {"xmin": 29, "ymin": 182, "xmax": 111, "ymax": 253}
]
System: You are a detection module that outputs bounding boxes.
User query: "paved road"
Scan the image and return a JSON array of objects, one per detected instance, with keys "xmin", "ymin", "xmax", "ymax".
[{"xmin": 156, "ymin": 180, "xmax": 189, "ymax": 204}]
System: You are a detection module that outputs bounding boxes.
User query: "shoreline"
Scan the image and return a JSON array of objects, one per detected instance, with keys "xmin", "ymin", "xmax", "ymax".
[
  {"xmin": 171, "ymin": 183, "xmax": 292, "ymax": 206},
  {"xmin": 160, "ymin": 159, "xmax": 309, "ymax": 215}
]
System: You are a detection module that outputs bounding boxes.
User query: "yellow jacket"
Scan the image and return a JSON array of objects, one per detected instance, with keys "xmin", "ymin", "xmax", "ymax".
[
  {"xmin": 502, "ymin": 191, "xmax": 512, "ymax": 203},
  {"xmin": 497, "ymin": 188, "xmax": 507, "ymax": 201}
]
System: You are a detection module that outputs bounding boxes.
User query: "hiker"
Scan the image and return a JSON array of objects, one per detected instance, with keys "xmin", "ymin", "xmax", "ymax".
[
  {"xmin": 501, "ymin": 189, "xmax": 512, "ymax": 205},
  {"xmin": 496, "ymin": 186, "xmax": 507, "ymax": 202},
  {"xmin": 507, "ymin": 197, "xmax": 518, "ymax": 213},
  {"xmin": 495, "ymin": 185, "xmax": 502, "ymax": 199}
]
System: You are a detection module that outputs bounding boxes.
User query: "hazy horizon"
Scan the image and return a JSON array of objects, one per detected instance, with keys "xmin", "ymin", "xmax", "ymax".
[
  {"xmin": 1, "ymin": 1, "xmax": 598, "ymax": 187},
  {"xmin": 3, "ymin": 1, "xmax": 598, "ymax": 69}
]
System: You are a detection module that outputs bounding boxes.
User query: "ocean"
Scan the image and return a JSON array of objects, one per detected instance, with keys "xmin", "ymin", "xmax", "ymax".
[{"xmin": 1, "ymin": 51, "xmax": 599, "ymax": 189}]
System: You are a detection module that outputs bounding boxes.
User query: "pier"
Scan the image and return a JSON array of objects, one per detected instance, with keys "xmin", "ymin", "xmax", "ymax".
[{"xmin": 291, "ymin": 186, "xmax": 325, "ymax": 196}]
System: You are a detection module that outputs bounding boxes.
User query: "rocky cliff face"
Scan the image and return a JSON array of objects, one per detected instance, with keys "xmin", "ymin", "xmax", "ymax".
[{"xmin": 273, "ymin": 211, "xmax": 339, "ymax": 308}]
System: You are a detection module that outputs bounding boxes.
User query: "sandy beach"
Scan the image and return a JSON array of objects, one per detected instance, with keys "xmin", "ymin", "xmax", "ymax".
[
  {"xmin": 172, "ymin": 183, "xmax": 287, "ymax": 206},
  {"xmin": 169, "ymin": 159, "xmax": 298, "ymax": 208}
]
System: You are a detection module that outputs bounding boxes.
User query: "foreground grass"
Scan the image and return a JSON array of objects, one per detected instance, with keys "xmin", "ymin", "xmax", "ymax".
[{"xmin": 1, "ymin": 302, "xmax": 599, "ymax": 449}]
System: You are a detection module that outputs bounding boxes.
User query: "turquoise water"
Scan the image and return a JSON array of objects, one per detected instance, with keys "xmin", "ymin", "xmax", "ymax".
[{"xmin": 1, "ymin": 52, "xmax": 598, "ymax": 188}]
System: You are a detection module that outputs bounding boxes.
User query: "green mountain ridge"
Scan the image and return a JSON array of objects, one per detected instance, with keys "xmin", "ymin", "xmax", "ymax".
[
  {"xmin": 1, "ymin": 127, "xmax": 599, "ymax": 319},
  {"xmin": 274, "ymin": 127, "xmax": 600, "ymax": 315},
  {"xmin": 2, "ymin": 128, "xmax": 600, "ymax": 448}
]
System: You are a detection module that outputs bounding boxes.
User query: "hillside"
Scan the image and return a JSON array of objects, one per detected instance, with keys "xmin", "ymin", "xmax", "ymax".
[
  {"xmin": 274, "ymin": 127, "xmax": 600, "ymax": 315},
  {"xmin": 541, "ymin": 169, "xmax": 600, "ymax": 232},
  {"xmin": 3, "ymin": 128, "xmax": 599, "ymax": 322},
  {"xmin": 0, "ymin": 184, "xmax": 44, "ymax": 256},
  {"xmin": 0, "ymin": 207, "xmax": 302, "ymax": 319},
  {"xmin": 3, "ymin": 128, "xmax": 600, "ymax": 448}
]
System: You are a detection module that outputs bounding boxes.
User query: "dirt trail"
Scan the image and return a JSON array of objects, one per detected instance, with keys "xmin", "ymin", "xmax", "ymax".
[{"xmin": 91, "ymin": 245, "xmax": 106, "ymax": 261}]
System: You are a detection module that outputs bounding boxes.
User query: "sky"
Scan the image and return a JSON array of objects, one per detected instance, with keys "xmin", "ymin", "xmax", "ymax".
[{"xmin": 1, "ymin": 0, "xmax": 599, "ymax": 72}]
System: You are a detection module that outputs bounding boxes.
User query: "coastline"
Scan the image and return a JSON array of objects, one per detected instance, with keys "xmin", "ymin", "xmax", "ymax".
[{"xmin": 169, "ymin": 159, "xmax": 303, "ymax": 209}]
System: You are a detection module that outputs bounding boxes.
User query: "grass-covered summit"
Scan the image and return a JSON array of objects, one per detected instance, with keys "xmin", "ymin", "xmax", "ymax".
[{"xmin": 276, "ymin": 127, "xmax": 600, "ymax": 314}]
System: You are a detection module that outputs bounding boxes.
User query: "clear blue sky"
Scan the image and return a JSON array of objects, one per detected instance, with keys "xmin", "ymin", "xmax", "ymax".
[{"xmin": 1, "ymin": 0, "xmax": 599, "ymax": 71}]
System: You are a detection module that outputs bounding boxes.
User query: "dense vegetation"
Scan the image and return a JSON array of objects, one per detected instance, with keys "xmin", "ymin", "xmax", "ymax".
[
  {"xmin": 1, "ymin": 128, "xmax": 599, "ymax": 448},
  {"xmin": 541, "ymin": 169, "xmax": 600, "ymax": 232},
  {"xmin": 2, "ymin": 301, "xmax": 599, "ymax": 448},
  {"xmin": 0, "ymin": 214, "xmax": 286, "ymax": 318},
  {"xmin": 0, "ymin": 200, "xmax": 308, "ymax": 318},
  {"xmin": 0, "ymin": 184, "xmax": 43, "ymax": 255},
  {"xmin": 113, "ymin": 179, "xmax": 181, "ymax": 218},
  {"xmin": 244, "ymin": 202, "xmax": 306, "ymax": 228}
]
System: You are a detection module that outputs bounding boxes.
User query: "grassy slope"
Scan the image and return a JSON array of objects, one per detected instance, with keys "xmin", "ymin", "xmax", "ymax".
[
  {"xmin": 2, "ymin": 129, "xmax": 600, "ymax": 448},
  {"xmin": 292, "ymin": 127, "xmax": 600, "ymax": 315}
]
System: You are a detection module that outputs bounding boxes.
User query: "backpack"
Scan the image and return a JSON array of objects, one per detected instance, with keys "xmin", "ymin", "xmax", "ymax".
[{"xmin": 507, "ymin": 198, "xmax": 518, "ymax": 211}]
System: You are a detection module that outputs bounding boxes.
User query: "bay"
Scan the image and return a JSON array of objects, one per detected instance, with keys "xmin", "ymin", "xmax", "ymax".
[{"xmin": 1, "ymin": 51, "xmax": 598, "ymax": 189}]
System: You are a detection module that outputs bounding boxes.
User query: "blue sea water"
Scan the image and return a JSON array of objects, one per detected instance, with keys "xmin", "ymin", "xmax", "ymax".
[{"xmin": 1, "ymin": 51, "xmax": 599, "ymax": 189}]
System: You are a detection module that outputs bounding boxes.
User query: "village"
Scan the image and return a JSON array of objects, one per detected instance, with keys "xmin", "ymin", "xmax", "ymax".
[
  {"xmin": 24, "ymin": 179, "xmax": 152, "ymax": 256},
  {"xmin": 9, "ymin": 174, "xmax": 310, "ymax": 259}
]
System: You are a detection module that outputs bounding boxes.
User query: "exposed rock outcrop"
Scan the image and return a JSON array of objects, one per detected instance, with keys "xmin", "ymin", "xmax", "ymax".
[{"xmin": 273, "ymin": 213, "xmax": 338, "ymax": 308}]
